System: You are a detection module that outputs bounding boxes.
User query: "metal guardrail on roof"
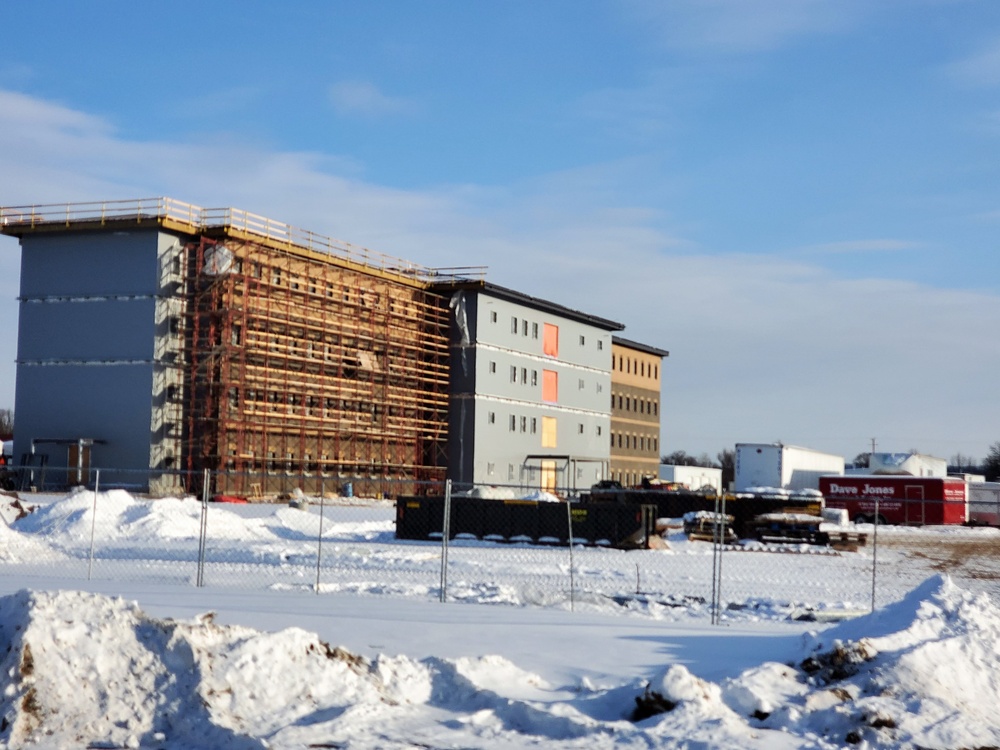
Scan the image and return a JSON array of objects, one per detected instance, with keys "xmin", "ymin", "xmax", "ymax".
[{"xmin": 0, "ymin": 197, "xmax": 486, "ymax": 284}]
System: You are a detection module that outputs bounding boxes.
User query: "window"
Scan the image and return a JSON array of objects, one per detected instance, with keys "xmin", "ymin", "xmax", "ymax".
[
  {"xmin": 542, "ymin": 370, "xmax": 558, "ymax": 402},
  {"xmin": 510, "ymin": 365, "xmax": 517, "ymax": 382},
  {"xmin": 489, "ymin": 361, "xmax": 496, "ymax": 374},
  {"xmin": 541, "ymin": 416, "xmax": 557, "ymax": 448},
  {"xmin": 531, "ymin": 370, "xmax": 538, "ymax": 386},
  {"xmin": 521, "ymin": 367, "xmax": 528, "ymax": 384},
  {"xmin": 487, "ymin": 462, "xmax": 495, "ymax": 476},
  {"xmin": 543, "ymin": 323, "xmax": 559, "ymax": 357},
  {"xmin": 511, "ymin": 316, "xmax": 518, "ymax": 333},
  {"xmin": 578, "ymin": 378, "xmax": 585, "ymax": 390},
  {"xmin": 509, "ymin": 415, "xmax": 516, "ymax": 431},
  {"xmin": 578, "ymin": 423, "xmax": 584, "ymax": 434},
  {"xmin": 598, "ymin": 340, "xmax": 603, "ymax": 351},
  {"xmin": 488, "ymin": 411, "xmax": 495, "ymax": 424},
  {"xmin": 520, "ymin": 416, "xmax": 527, "ymax": 432},
  {"xmin": 531, "ymin": 322, "xmax": 539, "ymax": 339},
  {"xmin": 530, "ymin": 417, "xmax": 537, "ymax": 434},
  {"xmin": 579, "ymin": 335, "xmax": 585, "ymax": 346},
  {"xmin": 508, "ymin": 464, "xmax": 515, "ymax": 481},
  {"xmin": 653, "ymin": 402, "xmax": 658, "ymax": 416},
  {"xmin": 491, "ymin": 310, "xmax": 498, "ymax": 323},
  {"xmin": 522, "ymin": 319, "xmax": 528, "ymax": 336},
  {"xmin": 596, "ymin": 425, "xmax": 602, "ymax": 436},
  {"xmin": 596, "ymin": 382, "xmax": 603, "ymax": 394}
]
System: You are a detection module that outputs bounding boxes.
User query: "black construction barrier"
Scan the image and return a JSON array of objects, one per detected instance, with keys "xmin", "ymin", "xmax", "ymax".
[{"xmin": 395, "ymin": 495, "xmax": 656, "ymax": 549}]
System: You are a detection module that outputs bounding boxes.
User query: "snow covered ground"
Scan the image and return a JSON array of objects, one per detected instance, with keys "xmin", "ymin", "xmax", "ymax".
[{"xmin": 1, "ymin": 490, "xmax": 999, "ymax": 748}]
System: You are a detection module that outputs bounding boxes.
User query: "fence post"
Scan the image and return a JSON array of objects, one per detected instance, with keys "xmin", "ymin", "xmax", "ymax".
[
  {"xmin": 870, "ymin": 495, "xmax": 879, "ymax": 612},
  {"xmin": 566, "ymin": 499, "xmax": 576, "ymax": 612},
  {"xmin": 87, "ymin": 469, "xmax": 101, "ymax": 581},
  {"xmin": 439, "ymin": 479, "xmax": 452, "ymax": 603},
  {"xmin": 315, "ymin": 476, "xmax": 325, "ymax": 594},
  {"xmin": 197, "ymin": 468, "xmax": 209, "ymax": 587}
]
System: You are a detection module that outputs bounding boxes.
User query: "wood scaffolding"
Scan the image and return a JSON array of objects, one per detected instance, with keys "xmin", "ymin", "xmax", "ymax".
[{"xmin": 185, "ymin": 232, "xmax": 457, "ymax": 498}]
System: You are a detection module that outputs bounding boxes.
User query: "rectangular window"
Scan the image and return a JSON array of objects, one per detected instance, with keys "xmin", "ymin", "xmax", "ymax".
[
  {"xmin": 578, "ymin": 378, "xmax": 584, "ymax": 390},
  {"xmin": 511, "ymin": 365, "xmax": 517, "ymax": 382},
  {"xmin": 488, "ymin": 411, "xmax": 495, "ymax": 424},
  {"xmin": 531, "ymin": 417, "xmax": 537, "ymax": 434},
  {"xmin": 541, "ymin": 416, "xmax": 557, "ymax": 448},
  {"xmin": 531, "ymin": 322, "xmax": 539, "ymax": 339},
  {"xmin": 542, "ymin": 370, "xmax": 558, "ymax": 402},
  {"xmin": 543, "ymin": 323, "xmax": 559, "ymax": 357},
  {"xmin": 511, "ymin": 316, "xmax": 518, "ymax": 333},
  {"xmin": 521, "ymin": 367, "xmax": 528, "ymax": 384},
  {"xmin": 509, "ymin": 415, "xmax": 516, "ymax": 431},
  {"xmin": 489, "ymin": 361, "xmax": 496, "ymax": 374},
  {"xmin": 522, "ymin": 319, "xmax": 528, "ymax": 336},
  {"xmin": 531, "ymin": 370, "xmax": 538, "ymax": 386},
  {"xmin": 579, "ymin": 335, "xmax": 585, "ymax": 346},
  {"xmin": 578, "ymin": 423, "xmax": 584, "ymax": 434},
  {"xmin": 598, "ymin": 340, "xmax": 603, "ymax": 350},
  {"xmin": 491, "ymin": 310, "xmax": 498, "ymax": 323},
  {"xmin": 596, "ymin": 425, "xmax": 602, "ymax": 436},
  {"xmin": 508, "ymin": 464, "xmax": 516, "ymax": 481},
  {"xmin": 487, "ymin": 462, "xmax": 495, "ymax": 475},
  {"xmin": 520, "ymin": 416, "xmax": 527, "ymax": 432}
]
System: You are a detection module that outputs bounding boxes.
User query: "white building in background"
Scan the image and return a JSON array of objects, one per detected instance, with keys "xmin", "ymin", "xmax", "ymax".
[
  {"xmin": 869, "ymin": 452, "xmax": 947, "ymax": 477},
  {"xmin": 659, "ymin": 464, "xmax": 722, "ymax": 494}
]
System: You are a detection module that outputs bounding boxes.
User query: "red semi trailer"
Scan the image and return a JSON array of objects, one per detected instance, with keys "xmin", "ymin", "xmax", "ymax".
[{"xmin": 819, "ymin": 475, "xmax": 967, "ymax": 526}]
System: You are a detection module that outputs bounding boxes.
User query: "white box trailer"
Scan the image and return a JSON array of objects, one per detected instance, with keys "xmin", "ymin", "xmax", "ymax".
[
  {"xmin": 735, "ymin": 443, "xmax": 844, "ymax": 492},
  {"xmin": 658, "ymin": 464, "xmax": 723, "ymax": 494}
]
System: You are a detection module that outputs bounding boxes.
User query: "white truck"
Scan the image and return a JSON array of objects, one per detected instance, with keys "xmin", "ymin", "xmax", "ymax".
[{"xmin": 734, "ymin": 442, "xmax": 844, "ymax": 493}]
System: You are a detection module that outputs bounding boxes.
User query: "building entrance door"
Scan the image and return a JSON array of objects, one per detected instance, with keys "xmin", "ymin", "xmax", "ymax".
[{"xmin": 540, "ymin": 460, "xmax": 557, "ymax": 494}]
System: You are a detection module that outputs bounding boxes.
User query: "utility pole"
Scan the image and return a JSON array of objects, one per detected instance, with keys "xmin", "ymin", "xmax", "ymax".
[{"xmin": 871, "ymin": 438, "xmax": 877, "ymax": 456}]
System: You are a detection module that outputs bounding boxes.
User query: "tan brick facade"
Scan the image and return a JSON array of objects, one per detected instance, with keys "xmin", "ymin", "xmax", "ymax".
[{"xmin": 609, "ymin": 338, "xmax": 668, "ymax": 487}]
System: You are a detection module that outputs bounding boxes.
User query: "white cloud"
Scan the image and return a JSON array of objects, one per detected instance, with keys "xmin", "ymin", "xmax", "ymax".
[
  {"xmin": 0, "ymin": 89, "xmax": 998, "ymax": 461},
  {"xmin": 624, "ymin": 0, "xmax": 864, "ymax": 55},
  {"xmin": 328, "ymin": 80, "xmax": 415, "ymax": 117},
  {"xmin": 797, "ymin": 239, "xmax": 920, "ymax": 255},
  {"xmin": 945, "ymin": 38, "xmax": 1000, "ymax": 88}
]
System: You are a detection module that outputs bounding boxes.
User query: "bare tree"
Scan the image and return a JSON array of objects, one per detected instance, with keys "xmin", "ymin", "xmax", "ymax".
[
  {"xmin": 984, "ymin": 443, "xmax": 1000, "ymax": 483},
  {"xmin": 716, "ymin": 449, "xmax": 735, "ymax": 490}
]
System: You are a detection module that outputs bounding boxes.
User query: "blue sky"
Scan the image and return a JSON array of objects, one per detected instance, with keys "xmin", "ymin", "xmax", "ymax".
[{"xmin": 1, "ymin": 0, "xmax": 999, "ymax": 463}]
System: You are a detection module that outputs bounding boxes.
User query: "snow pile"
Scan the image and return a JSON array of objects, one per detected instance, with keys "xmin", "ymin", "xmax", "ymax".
[
  {"xmin": 636, "ymin": 574, "xmax": 1000, "ymax": 748},
  {"xmin": 2, "ymin": 576, "xmax": 999, "ymax": 748}
]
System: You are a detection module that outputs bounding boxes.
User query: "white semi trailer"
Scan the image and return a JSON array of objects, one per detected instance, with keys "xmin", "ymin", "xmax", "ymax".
[{"xmin": 734, "ymin": 442, "xmax": 844, "ymax": 493}]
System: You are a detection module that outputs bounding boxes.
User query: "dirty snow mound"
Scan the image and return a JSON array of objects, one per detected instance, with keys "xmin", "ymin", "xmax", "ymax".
[{"xmin": 636, "ymin": 574, "xmax": 1000, "ymax": 748}]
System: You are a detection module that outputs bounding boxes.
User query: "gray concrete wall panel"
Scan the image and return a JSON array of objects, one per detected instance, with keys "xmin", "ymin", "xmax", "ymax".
[
  {"xmin": 13, "ymin": 363, "xmax": 153, "ymax": 474},
  {"xmin": 19, "ymin": 230, "xmax": 172, "ymax": 297},
  {"xmin": 17, "ymin": 299, "xmax": 156, "ymax": 361}
]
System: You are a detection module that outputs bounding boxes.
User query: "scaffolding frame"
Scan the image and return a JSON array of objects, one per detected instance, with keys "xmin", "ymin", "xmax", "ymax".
[{"xmin": 1, "ymin": 198, "xmax": 486, "ymax": 498}]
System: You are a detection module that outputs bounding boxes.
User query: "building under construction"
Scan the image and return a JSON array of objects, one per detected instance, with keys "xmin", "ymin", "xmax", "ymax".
[{"xmin": 0, "ymin": 198, "xmax": 483, "ymax": 496}]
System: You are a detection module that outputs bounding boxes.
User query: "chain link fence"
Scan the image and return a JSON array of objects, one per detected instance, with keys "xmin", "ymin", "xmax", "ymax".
[{"xmin": 1, "ymin": 467, "xmax": 998, "ymax": 622}]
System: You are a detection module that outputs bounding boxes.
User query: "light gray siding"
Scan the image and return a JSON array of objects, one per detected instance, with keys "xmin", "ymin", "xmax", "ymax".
[{"xmin": 448, "ymin": 288, "xmax": 616, "ymax": 492}]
